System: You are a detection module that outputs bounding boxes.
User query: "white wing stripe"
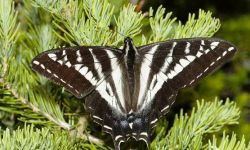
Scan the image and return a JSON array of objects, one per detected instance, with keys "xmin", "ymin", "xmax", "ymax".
[
  {"xmin": 145, "ymin": 74, "xmax": 164, "ymax": 105},
  {"xmin": 76, "ymin": 50, "xmax": 83, "ymax": 62},
  {"xmin": 196, "ymin": 51, "xmax": 203, "ymax": 57},
  {"xmin": 93, "ymin": 115, "xmax": 103, "ymax": 120},
  {"xmin": 211, "ymin": 42, "xmax": 219, "ymax": 49},
  {"xmin": 228, "ymin": 47, "xmax": 234, "ymax": 51},
  {"xmin": 161, "ymin": 57, "xmax": 173, "ymax": 74},
  {"xmin": 62, "ymin": 50, "xmax": 66, "ymax": 56},
  {"xmin": 169, "ymin": 42, "xmax": 177, "ymax": 56},
  {"xmin": 48, "ymin": 53, "xmax": 57, "ymax": 61},
  {"xmin": 174, "ymin": 64, "xmax": 183, "ymax": 74},
  {"xmin": 168, "ymin": 70, "xmax": 176, "ymax": 79},
  {"xmin": 201, "ymin": 40, "xmax": 205, "ymax": 45},
  {"xmin": 185, "ymin": 42, "xmax": 191, "ymax": 54},
  {"xmin": 199, "ymin": 45, "xmax": 204, "ymax": 51},
  {"xmin": 205, "ymin": 49, "xmax": 210, "ymax": 54},
  {"xmin": 150, "ymin": 118, "xmax": 158, "ymax": 124},
  {"xmin": 138, "ymin": 45, "xmax": 159, "ymax": 108},
  {"xmin": 74, "ymin": 64, "xmax": 83, "ymax": 71},
  {"xmin": 85, "ymin": 71, "xmax": 98, "ymax": 85},
  {"xmin": 179, "ymin": 59, "xmax": 190, "ymax": 67},
  {"xmin": 65, "ymin": 61, "xmax": 71, "ymax": 67},
  {"xmin": 89, "ymin": 48, "xmax": 105, "ymax": 79},
  {"xmin": 161, "ymin": 105, "xmax": 169, "ymax": 112},
  {"xmin": 79, "ymin": 66, "xmax": 88, "ymax": 75},
  {"xmin": 33, "ymin": 60, "xmax": 40, "ymax": 65},
  {"xmin": 104, "ymin": 125, "xmax": 112, "ymax": 131},
  {"xmin": 57, "ymin": 60, "xmax": 63, "ymax": 65},
  {"xmin": 222, "ymin": 51, "xmax": 227, "ymax": 56},
  {"xmin": 106, "ymin": 50, "xmax": 125, "ymax": 112},
  {"xmin": 96, "ymin": 82, "xmax": 114, "ymax": 108},
  {"xmin": 95, "ymin": 78, "xmax": 124, "ymax": 113},
  {"xmin": 78, "ymin": 66, "xmax": 98, "ymax": 85},
  {"xmin": 186, "ymin": 55, "xmax": 195, "ymax": 62}
]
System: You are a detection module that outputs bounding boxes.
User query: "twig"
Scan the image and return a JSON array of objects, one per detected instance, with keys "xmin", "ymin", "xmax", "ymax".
[
  {"xmin": 4, "ymin": 82, "xmax": 71, "ymax": 129},
  {"xmin": 135, "ymin": 0, "xmax": 145, "ymax": 12},
  {"xmin": 4, "ymin": 81, "xmax": 104, "ymax": 144},
  {"xmin": 82, "ymin": 133, "xmax": 104, "ymax": 145},
  {"xmin": 70, "ymin": 116, "xmax": 104, "ymax": 145}
]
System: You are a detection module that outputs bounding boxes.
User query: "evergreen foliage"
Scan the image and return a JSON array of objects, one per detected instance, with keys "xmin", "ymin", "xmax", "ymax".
[
  {"xmin": 0, "ymin": 0, "xmax": 249, "ymax": 149},
  {"xmin": 0, "ymin": 124, "xmax": 108, "ymax": 150}
]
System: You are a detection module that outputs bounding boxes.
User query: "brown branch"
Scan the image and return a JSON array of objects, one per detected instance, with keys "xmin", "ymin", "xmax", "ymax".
[
  {"xmin": 79, "ymin": 116, "xmax": 104, "ymax": 144},
  {"xmin": 130, "ymin": 0, "xmax": 146, "ymax": 12}
]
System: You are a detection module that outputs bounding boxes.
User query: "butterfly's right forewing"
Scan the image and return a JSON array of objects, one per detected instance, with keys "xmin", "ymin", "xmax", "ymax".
[{"xmin": 135, "ymin": 38, "xmax": 237, "ymax": 126}]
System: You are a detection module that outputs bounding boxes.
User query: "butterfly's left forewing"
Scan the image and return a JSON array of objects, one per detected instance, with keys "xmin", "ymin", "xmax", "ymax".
[
  {"xmin": 32, "ymin": 45, "xmax": 130, "ymax": 135},
  {"xmin": 31, "ymin": 46, "xmax": 123, "ymax": 98}
]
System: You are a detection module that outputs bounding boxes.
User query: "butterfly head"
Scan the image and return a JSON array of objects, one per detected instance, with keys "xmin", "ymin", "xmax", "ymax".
[
  {"xmin": 123, "ymin": 37, "xmax": 138, "ymax": 56},
  {"xmin": 124, "ymin": 37, "xmax": 133, "ymax": 43}
]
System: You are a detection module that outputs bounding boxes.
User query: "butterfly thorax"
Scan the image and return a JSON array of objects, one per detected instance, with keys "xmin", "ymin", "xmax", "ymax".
[{"xmin": 123, "ymin": 37, "xmax": 139, "ymax": 110}]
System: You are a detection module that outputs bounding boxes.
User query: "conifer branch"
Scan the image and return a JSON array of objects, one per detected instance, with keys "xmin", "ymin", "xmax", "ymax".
[
  {"xmin": 113, "ymin": 4, "xmax": 144, "ymax": 45},
  {"xmin": 174, "ymin": 9, "xmax": 221, "ymax": 38},
  {"xmin": 208, "ymin": 132, "xmax": 250, "ymax": 150},
  {"xmin": 148, "ymin": 8, "xmax": 220, "ymax": 43},
  {"xmin": 0, "ymin": 0, "xmax": 19, "ymax": 80},
  {"xmin": 151, "ymin": 99, "xmax": 241, "ymax": 149},
  {"xmin": 149, "ymin": 6, "xmax": 176, "ymax": 42},
  {"xmin": 0, "ymin": 124, "xmax": 108, "ymax": 150},
  {"xmin": 0, "ymin": 0, "xmax": 247, "ymax": 149}
]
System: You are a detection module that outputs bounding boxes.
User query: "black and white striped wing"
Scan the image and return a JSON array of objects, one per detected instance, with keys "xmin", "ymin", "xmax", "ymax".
[
  {"xmin": 31, "ymin": 46, "xmax": 123, "ymax": 99},
  {"xmin": 83, "ymin": 53, "xmax": 130, "ymax": 133},
  {"xmin": 136, "ymin": 38, "xmax": 236, "ymax": 126}
]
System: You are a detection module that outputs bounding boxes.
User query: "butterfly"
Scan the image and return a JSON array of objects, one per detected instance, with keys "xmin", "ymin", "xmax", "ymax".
[{"xmin": 31, "ymin": 37, "xmax": 236, "ymax": 150}]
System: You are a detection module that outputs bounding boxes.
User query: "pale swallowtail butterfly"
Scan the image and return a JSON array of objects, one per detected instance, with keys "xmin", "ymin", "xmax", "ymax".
[{"xmin": 31, "ymin": 37, "xmax": 236, "ymax": 150}]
